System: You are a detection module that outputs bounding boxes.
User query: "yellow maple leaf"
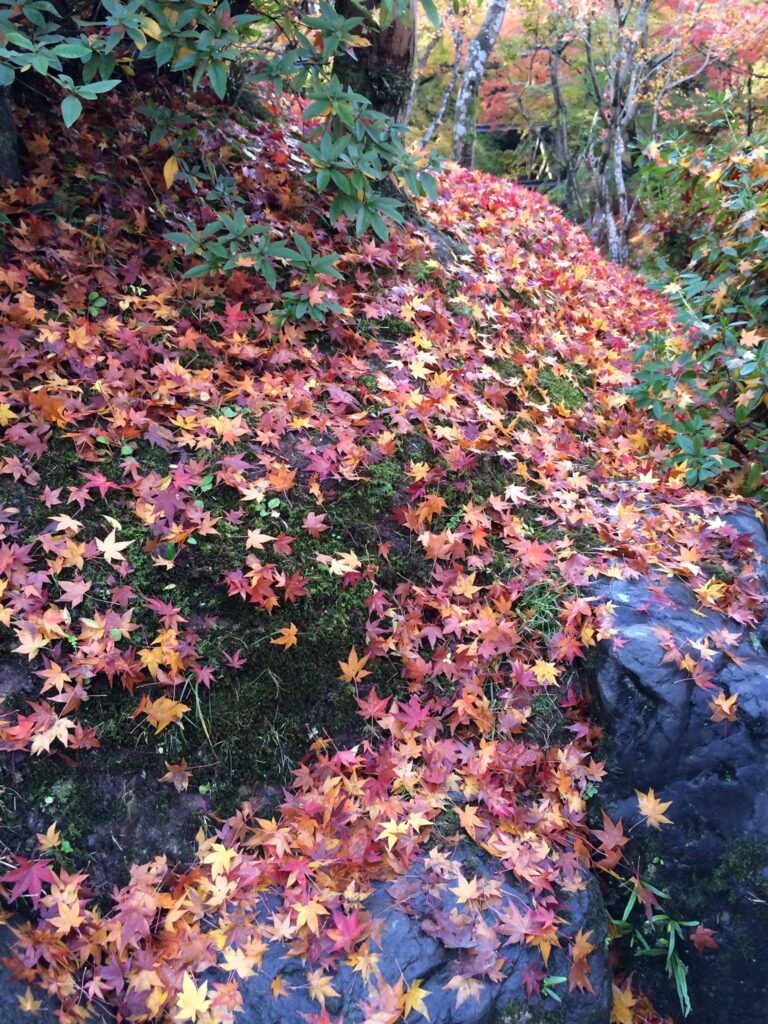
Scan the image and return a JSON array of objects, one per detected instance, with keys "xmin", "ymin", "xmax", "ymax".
[
  {"xmin": 271, "ymin": 623, "xmax": 298, "ymax": 649},
  {"xmin": 450, "ymin": 872, "xmax": 479, "ymax": 905},
  {"xmin": 377, "ymin": 819, "xmax": 408, "ymax": 850},
  {"xmin": 174, "ymin": 973, "xmax": 211, "ymax": 1022},
  {"xmin": 36, "ymin": 821, "xmax": 61, "ymax": 851},
  {"xmin": 532, "ymin": 660, "xmax": 559, "ymax": 685},
  {"xmin": 203, "ymin": 842, "xmax": 238, "ymax": 879},
  {"xmin": 338, "ymin": 646, "xmax": 371, "ymax": 683},
  {"xmin": 295, "ymin": 898, "xmax": 328, "ymax": 935},
  {"xmin": 307, "ymin": 968, "xmax": 340, "ymax": 1007},
  {"xmin": 0, "ymin": 403, "xmax": 17, "ymax": 426},
  {"xmin": 635, "ymin": 788, "xmax": 673, "ymax": 829},
  {"xmin": 404, "ymin": 977, "xmax": 431, "ymax": 1019},
  {"xmin": 17, "ymin": 987, "xmax": 42, "ymax": 1014}
]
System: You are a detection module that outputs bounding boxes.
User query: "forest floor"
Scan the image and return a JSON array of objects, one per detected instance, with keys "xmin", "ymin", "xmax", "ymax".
[{"xmin": 0, "ymin": 92, "xmax": 762, "ymax": 1024}]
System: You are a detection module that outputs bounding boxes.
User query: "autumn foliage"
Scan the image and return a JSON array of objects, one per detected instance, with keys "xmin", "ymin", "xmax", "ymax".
[{"xmin": 0, "ymin": 88, "xmax": 761, "ymax": 1023}]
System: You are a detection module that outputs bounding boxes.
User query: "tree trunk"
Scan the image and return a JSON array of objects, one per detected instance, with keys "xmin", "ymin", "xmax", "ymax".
[
  {"xmin": 0, "ymin": 87, "xmax": 19, "ymax": 183},
  {"xmin": 452, "ymin": 0, "xmax": 508, "ymax": 167},
  {"xmin": 421, "ymin": 28, "xmax": 464, "ymax": 146},
  {"xmin": 403, "ymin": 18, "xmax": 444, "ymax": 125},
  {"xmin": 334, "ymin": 0, "xmax": 417, "ymax": 121}
]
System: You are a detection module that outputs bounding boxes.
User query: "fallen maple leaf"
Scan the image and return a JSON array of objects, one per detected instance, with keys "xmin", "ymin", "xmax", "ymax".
[
  {"xmin": 691, "ymin": 923, "xmax": 718, "ymax": 953},
  {"xmin": 96, "ymin": 528, "xmax": 133, "ymax": 564},
  {"xmin": 174, "ymin": 973, "xmax": 211, "ymax": 1022},
  {"xmin": 36, "ymin": 822, "xmax": 61, "ymax": 851},
  {"xmin": 271, "ymin": 623, "xmax": 298, "ymax": 649},
  {"xmin": 132, "ymin": 695, "xmax": 191, "ymax": 733},
  {"xmin": 338, "ymin": 647, "xmax": 371, "ymax": 683},
  {"xmin": 635, "ymin": 788, "xmax": 673, "ymax": 829},
  {"xmin": 709, "ymin": 689, "xmax": 739, "ymax": 723},
  {"xmin": 403, "ymin": 977, "xmax": 431, "ymax": 1019},
  {"xmin": 159, "ymin": 759, "xmax": 192, "ymax": 792}
]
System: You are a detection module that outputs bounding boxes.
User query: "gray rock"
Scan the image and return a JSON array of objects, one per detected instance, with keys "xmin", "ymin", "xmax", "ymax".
[
  {"xmin": 588, "ymin": 507, "xmax": 768, "ymax": 1023},
  {"xmin": 237, "ymin": 852, "xmax": 610, "ymax": 1024},
  {"xmin": 0, "ymin": 921, "xmax": 57, "ymax": 1023}
]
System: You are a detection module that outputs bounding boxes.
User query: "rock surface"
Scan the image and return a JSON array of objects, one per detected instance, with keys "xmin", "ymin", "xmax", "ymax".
[
  {"xmin": 0, "ymin": 922, "xmax": 57, "ymax": 1023},
  {"xmin": 589, "ymin": 508, "xmax": 768, "ymax": 1023},
  {"xmin": 237, "ymin": 850, "xmax": 611, "ymax": 1024}
]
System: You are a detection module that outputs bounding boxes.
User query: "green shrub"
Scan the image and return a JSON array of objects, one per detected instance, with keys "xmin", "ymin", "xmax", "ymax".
[{"xmin": 632, "ymin": 134, "xmax": 768, "ymax": 492}]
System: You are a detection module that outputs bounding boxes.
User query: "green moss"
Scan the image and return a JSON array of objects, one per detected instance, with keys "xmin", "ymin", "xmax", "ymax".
[
  {"xmin": 708, "ymin": 838, "xmax": 768, "ymax": 902},
  {"xmin": 537, "ymin": 367, "xmax": 585, "ymax": 410},
  {"xmin": 496, "ymin": 1002, "xmax": 566, "ymax": 1024}
]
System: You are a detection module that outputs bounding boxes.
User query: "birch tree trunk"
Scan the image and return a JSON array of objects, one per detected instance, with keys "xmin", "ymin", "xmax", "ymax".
[
  {"xmin": 403, "ymin": 18, "xmax": 444, "ymax": 125},
  {"xmin": 421, "ymin": 28, "xmax": 464, "ymax": 146},
  {"xmin": 452, "ymin": 0, "xmax": 508, "ymax": 167}
]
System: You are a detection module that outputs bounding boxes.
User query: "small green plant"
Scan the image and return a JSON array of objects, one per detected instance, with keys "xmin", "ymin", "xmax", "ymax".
[
  {"xmin": 86, "ymin": 290, "xmax": 107, "ymax": 317},
  {"xmin": 541, "ymin": 974, "xmax": 567, "ymax": 1003},
  {"xmin": 611, "ymin": 877, "xmax": 698, "ymax": 1017}
]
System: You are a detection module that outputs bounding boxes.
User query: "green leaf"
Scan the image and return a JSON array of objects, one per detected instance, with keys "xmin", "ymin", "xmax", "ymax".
[
  {"xmin": 61, "ymin": 95, "xmax": 83, "ymax": 127},
  {"xmin": 420, "ymin": 0, "xmax": 441, "ymax": 29},
  {"xmin": 208, "ymin": 59, "xmax": 227, "ymax": 99}
]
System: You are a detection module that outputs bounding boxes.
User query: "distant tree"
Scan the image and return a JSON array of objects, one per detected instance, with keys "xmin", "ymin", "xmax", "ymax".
[
  {"xmin": 453, "ymin": 0, "xmax": 509, "ymax": 166},
  {"xmin": 480, "ymin": 0, "xmax": 768, "ymax": 260}
]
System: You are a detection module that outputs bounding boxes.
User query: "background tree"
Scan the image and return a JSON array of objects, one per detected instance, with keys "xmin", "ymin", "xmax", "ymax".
[
  {"xmin": 452, "ymin": 0, "xmax": 508, "ymax": 166},
  {"xmin": 482, "ymin": 0, "xmax": 768, "ymax": 259}
]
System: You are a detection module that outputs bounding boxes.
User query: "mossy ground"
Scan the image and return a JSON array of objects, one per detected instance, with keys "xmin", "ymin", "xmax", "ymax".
[{"xmin": 0, "ymin": 432, "xmax": 433, "ymax": 886}]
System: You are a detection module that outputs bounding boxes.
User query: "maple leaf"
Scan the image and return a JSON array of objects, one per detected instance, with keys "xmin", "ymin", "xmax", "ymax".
[
  {"xmin": 246, "ymin": 528, "xmax": 275, "ymax": 550},
  {"xmin": 377, "ymin": 820, "xmax": 408, "ymax": 850},
  {"xmin": 220, "ymin": 946, "xmax": 256, "ymax": 980},
  {"xmin": 271, "ymin": 974, "xmax": 288, "ymax": 999},
  {"xmin": 635, "ymin": 788, "xmax": 673, "ymax": 829},
  {"xmin": 338, "ymin": 647, "xmax": 371, "ymax": 683},
  {"xmin": 0, "ymin": 857, "xmax": 56, "ymax": 905},
  {"xmin": 17, "ymin": 987, "xmax": 43, "ymax": 1014},
  {"xmin": 295, "ymin": 898, "xmax": 329, "ymax": 935},
  {"xmin": 455, "ymin": 804, "xmax": 485, "ymax": 840},
  {"xmin": 58, "ymin": 577, "xmax": 92, "ymax": 607},
  {"xmin": 568, "ymin": 929, "xmax": 595, "ymax": 994},
  {"xmin": 532, "ymin": 660, "xmax": 559, "ymax": 685},
  {"xmin": 307, "ymin": 968, "xmax": 340, "ymax": 1007},
  {"xmin": 159, "ymin": 759, "xmax": 192, "ymax": 792},
  {"xmin": 451, "ymin": 872, "xmax": 480, "ymax": 904},
  {"xmin": 303, "ymin": 511, "xmax": 329, "ymax": 537},
  {"xmin": 96, "ymin": 528, "xmax": 133, "ymax": 564},
  {"xmin": 174, "ymin": 974, "xmax": 211, "ymax": 1022},
  {"xmin": 132, "ymin": 695, "xmax": 191, "ymax": 733},
  {"xmin": 355, "ymin": 686, "xmax": 389, "ymax": 720},
  {"xmin": 443, "ymin": 975, "xmax": 484, "ymax": 1009},
  {"xmin": 709, "ymin": 689, "xmax": 739, "ymax": 723},
  {"xmin": 403, "ymin": 978, "xmax": 431, "ymax": 1020},
  {"xmin": 611, "ymin": 983, "xmax": 636, "ymax": 1024},
  {"xmin": 690, "ymin": 924, "xmax": 718, "ymax": 953},
  {"xmin": 36, "ymin": 822, "xmax": 61, "ymax": 851},
  {"xmin": 203, "ymin": 842, "xmax": 238, "ymax": 879},
  {"xmin": 271, "ymin": 623, "xmax": 298, "ymax": 649}
]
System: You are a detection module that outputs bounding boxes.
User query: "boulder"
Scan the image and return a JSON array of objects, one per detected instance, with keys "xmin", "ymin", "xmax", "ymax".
[
  {"xmin": 237, "ymin": 848, "xmax": 611, "ymax": 1024},
  {"xmin": 0, "ymin": 922, "xmax": 57, "ymax": 1024},
  {"xmin": 588, "ymin": 508, "xmax": 768, "ymax": 1022}
]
